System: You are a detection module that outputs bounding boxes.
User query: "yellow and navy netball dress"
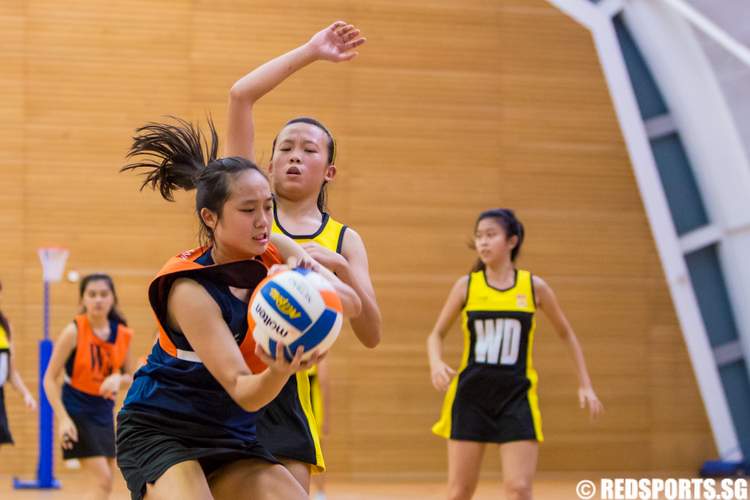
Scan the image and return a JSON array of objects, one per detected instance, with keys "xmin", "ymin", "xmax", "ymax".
[
  {"xmin": 61, "ymin": 314, "xmax": 132, "ymax": 459},
  {"xmin": 117, "ymin": 246, "xmax": 282, "ymax": 500},
  {"xmin": 432, "ymin": 269, "xmax": 543, "ymax": 443},
  {"xmin": 0, "ymin": 312, "xmax": 13, "ymax": 444},
  {"xmin": 258, "ymin": 205, "xmax": 347, "ymax": 471}
]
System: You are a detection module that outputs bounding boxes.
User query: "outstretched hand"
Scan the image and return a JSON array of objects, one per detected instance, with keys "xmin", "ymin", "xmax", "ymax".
[{"xmin": 307, "ymin": 21, "xmax": 367, "ymax": 62}]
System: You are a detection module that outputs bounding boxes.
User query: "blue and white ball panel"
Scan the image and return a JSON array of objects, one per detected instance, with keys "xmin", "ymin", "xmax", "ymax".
[
  {"xmin": 259, "ymin": 281, "xmax": 312, "ymax": 332},
  {"xmin": 251, "ymin": 292, "xmax": 303, "ymax": 344},
  {"xmin": 287, "ymin": 308, "xmax": 343, "ymax": 358},
  {"xmin": 251, "ymin": 268, "xmax": 343, "ymax": 362},
  {"xmin": 264, "ymin": 311, "xmax": 343, "ymax": 361},
  {"xmin": 274, "ymin": 270, "xmax": 326, "ymax": 317}
]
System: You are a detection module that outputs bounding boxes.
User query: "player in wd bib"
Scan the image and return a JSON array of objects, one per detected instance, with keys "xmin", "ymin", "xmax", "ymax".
[{"xmin": 427, "ymin": 209, "xmax": 604, "ymax": 500}]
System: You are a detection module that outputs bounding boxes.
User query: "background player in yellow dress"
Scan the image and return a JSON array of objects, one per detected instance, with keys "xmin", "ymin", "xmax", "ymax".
[
  {"xmin": 225, "ymin": 21, "xmax": 382, "ymax": 491},
  {"xmin": 427, "ymin": 209, "xmax": 604, "ymax": 500},
  {"xmin": 0, "ymin": 279, "xmax": 37, "ymax": 449}
]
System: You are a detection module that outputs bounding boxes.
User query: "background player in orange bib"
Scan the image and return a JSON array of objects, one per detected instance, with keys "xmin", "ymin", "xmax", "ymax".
[
  {"xmin": 0, "ymin": 278, "xmax": 37, "ymax": 449},
  {"xmin": 43, "ymin": 273, "xmax": 134, "ymax": 500},
  {"xmin": 225, "ymin": 21, "xmax": 381, "ymax": 490},
  {"xmin": 427, "ymin": 209, "xmax": 604, "ymax": 500}
]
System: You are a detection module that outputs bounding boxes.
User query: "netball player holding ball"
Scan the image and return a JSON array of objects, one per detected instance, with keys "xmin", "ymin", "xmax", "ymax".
[{"xmin": 117, "ymin": 117, "xmax": 360, "ymax": 500}]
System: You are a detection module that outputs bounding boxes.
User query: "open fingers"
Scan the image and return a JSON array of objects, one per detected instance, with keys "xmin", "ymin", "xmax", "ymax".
[{"xmin": 335, "ymin": 23, "xmax": 356, "ymax": 37}]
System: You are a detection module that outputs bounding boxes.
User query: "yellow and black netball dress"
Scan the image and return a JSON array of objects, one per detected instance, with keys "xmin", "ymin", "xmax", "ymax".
[
  {"xmin": 259, "ymin": 205, "xmax": 347, "ymax": 471},
  {"xmin": 432, "ymin": 269, "xmax": 543, "ymax": 443},
  {"xmin": 0, "ymin": 312, "xmax": 13, "ymax": 444}
]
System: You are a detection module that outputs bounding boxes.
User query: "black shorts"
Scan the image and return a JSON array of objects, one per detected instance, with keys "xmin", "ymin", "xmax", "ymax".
[
  {"xmin": 433, "ymin": 366, "xmax": 543, "ymax": 444},
  {"xmin": 116, "ymin": 409, "xmax": 279, "ymax": 500},
  {"xmin": 256, "ymin": 372, "xmax": 324, "ymax": 470},
  {"xmin": 63, "ymin": 412, "xmax": 115, "ymax": 459},
  {"xmin": 0, "ymin": 387, "xmax": 14, "ymax": 445}
]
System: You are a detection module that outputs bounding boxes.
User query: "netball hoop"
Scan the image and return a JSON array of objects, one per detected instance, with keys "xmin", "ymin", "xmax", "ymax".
[{"xmin": 13, "ymin": 248, "xmax": 68, "ymax": 489}]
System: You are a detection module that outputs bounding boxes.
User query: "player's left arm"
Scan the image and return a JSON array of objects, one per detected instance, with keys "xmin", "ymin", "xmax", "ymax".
[
  {"xmin": 270, "ymin": 233, "xmax": 362, "ymax": 319},
  {"xmin": 99, "ymin": 336, "xmax": 135, "ymax": 400},
  {"xmin": 339, "ymin": 229, "xmax": 381, "ymax": 348},
  {"xmin": 119, "ymin": 349, "xmax": 135, "ymax": 388},
  {"xmin": 533, "ymin": 275, "xmax": 604, "ymax": 420},
  {"xmin": 303, "ymin": 229, "xmax": 381, "ymax": 348}
]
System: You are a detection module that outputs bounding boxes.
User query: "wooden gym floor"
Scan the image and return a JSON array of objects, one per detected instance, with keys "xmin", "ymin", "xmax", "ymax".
[{"xmin": 0, "ymin": 472, "xmax": 690, "ymax": 499}]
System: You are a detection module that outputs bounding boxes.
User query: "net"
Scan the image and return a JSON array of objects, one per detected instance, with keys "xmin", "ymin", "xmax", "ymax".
[{"xmin": 37, "ymin": 247, "xmax": 69, "ymax": 283}]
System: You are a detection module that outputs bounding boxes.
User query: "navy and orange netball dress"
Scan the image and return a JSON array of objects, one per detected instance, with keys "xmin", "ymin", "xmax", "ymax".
[
  {"xmin": 61, "ymin": 313, "xmax": 132, "ymax": 458},
  {"xmin": 432, "ymin": 269, "xmax": 543, "ymax": 443},
  {"xmin": 116, "ymin": 245, "xmax": 283, "ymax": 499}
]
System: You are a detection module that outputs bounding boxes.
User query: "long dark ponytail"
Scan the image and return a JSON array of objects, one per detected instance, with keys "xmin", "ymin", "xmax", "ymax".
[
  {"xmin": 471, "ymin": 208, "xmax": 525, "ymax": 272},
  {"xmin": 121, "ymin": 116, "xmax": 268, "ymax": 246}
]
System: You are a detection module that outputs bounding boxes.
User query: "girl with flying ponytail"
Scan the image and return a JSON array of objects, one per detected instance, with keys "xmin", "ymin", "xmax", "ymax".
[{"xmin": 116, "ymin": 117, "xmax": 361, "ymax": 500}]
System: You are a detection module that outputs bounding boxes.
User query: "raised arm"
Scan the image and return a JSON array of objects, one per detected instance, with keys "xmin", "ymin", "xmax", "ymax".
[
  {"xmin": 533, "ymin": 275, "xmax": 604, "ymax": 420},
  {"xmin": 226, "ymin": 21, "xmax": 366, "ymax": 161},
  {"xmin": 426, "ymin": 276, "xmax": 468, "ymax": 392},
  {"xmin": 167, "ymin": 278, "xmax": 315, "ymax": 412}
]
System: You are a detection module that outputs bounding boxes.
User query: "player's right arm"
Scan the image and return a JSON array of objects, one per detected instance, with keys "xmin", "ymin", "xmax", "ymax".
[
  {"xmin": 167, "ymin": 278, "xmax": 318, "ymax": 412},
  {"xmin": 426, "ymin": 276, "xmax": 468, "ymax": 392},
  {"xmin": 225, "ymin": 21, "xmax": 365, "ymax": 161},
  {"xmin": 42, "ymin": 323, "xmax": 79, "ymax": 448}
]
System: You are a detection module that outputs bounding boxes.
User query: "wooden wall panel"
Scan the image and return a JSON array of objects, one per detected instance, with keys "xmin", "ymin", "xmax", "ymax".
[{"xmin": 0, "ymin": 0, "xmax": 715, "ymax": 479}]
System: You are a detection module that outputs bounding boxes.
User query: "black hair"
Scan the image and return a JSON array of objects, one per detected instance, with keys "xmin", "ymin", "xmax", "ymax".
[
  {"xmin": 271, "ymin": 117, "xmax": 336, "ymax": 213},
  {"xmin": 78, "ymin": 273, "xmax": 127, "ymax": 326},
  {"xmin": 121, "ymin": 116, "xmax": 269, "ymax": 246},
  {"xmin": 471, "ymin": 208, "xmax": 525, "ymax": 272}
]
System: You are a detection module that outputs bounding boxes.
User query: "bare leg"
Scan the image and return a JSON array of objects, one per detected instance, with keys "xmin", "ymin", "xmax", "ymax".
[
  {"xmin": 311, "ymin": 471, "xmax": 326, "ymax": 499},
  {"xmin": 79, "ymin": 456, "xmax": 113, "ymax": 500},
  {"xmin": 279, "ymin": 457, "xmax": 312, "ymax": 492},
  {"xmin": 499, "ymin": 440, "xmax": 538, "ymax": 500},
  {"xmin": 447, "ymin": 440, "xmax": 486, "ymax": 500},
  {"xmin": 209, "ymin": 458, "xmax": 307, "ymax": 500},
  {"xmin": 144, "ymin": 460, "xmax": 212, "ymax": 500}
]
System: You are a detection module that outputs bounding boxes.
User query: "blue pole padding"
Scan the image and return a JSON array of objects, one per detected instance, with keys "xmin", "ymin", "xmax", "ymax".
[{"xmin": 13, "ymin": 289, "xmax": 60, "ymax": 489}]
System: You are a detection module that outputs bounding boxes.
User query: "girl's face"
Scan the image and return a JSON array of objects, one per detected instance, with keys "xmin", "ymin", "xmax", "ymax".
[
  {"xmin": 474, "ymin": 218, "xmax": 517, "ymax": 267},
  {"xmin": 270, "ymin": 123, "xmax": 335, "ymax": 202},
  {"xmin": 81, "ymin": 280, "xmax": 115, "ymax": 318},
  {"xmin": 204, "ymin": 169, "xmax": 273, "ymax": 258}
]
